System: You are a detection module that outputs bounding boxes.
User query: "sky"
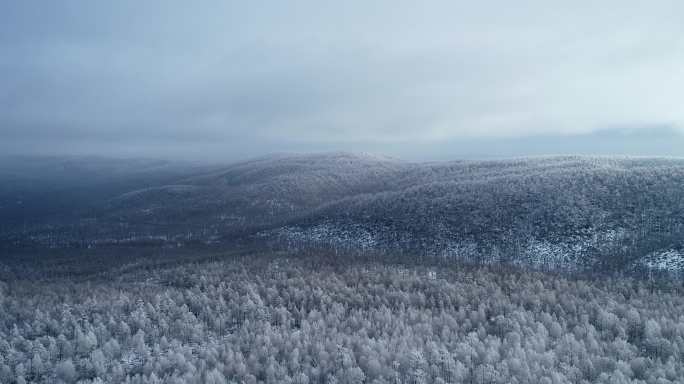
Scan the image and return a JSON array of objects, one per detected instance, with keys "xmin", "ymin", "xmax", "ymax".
[{"xmin": 2, "ymin": 1, "xmax": 684, "ymax": 162}]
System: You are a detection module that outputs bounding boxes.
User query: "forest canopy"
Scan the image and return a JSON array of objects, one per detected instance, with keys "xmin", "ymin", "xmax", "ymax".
[{"xmin": 1, "ymin": 250, "xmax": 683, "ymax": 383}]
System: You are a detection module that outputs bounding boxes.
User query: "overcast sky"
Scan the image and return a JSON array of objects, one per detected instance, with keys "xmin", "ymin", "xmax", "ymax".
[{"xmin": 2, "ymin": 1, "xmax": 684, "ymax": 161}]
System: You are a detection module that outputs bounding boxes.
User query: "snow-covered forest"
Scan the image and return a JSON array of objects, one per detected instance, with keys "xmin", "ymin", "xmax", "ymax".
[
  {"xmin": 5, "ymin": 0, "xmax": 684, "ymax": 382},
  {"xmin": 3, "ymin": 154, "xmax": 684, "ymax": 275},
  {"xmin": 2, "ymin": 154, "xmax": 684, "ymax": 383},
  {"xmin": 2, "ymin": 251, "xmax": 684, "ymax": 384}
]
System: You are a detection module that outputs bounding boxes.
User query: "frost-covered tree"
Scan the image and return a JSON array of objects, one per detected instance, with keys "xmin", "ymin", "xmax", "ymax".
[{"xmin": 2, "ymin": 251, "xmax": 684, "ymax": 383}]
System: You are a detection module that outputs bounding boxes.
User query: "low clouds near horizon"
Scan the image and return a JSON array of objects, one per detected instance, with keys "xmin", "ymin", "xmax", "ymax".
[{"xmin": 2, "ymin": 1, "xmax": 684, "ymax": 161}]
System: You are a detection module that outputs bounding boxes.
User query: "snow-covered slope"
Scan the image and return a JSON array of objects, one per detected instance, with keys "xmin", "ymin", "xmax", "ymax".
[
  {"xmin": 251, "ymin": 155, "xmax": 684, "ymax": 274},
  {"xmin": 5, "ymin": 153, "xmax": 684, "ymax": 275},
  {"xmin": 632, "ymin": 249, "xmax": 684, "ymax": 273}
]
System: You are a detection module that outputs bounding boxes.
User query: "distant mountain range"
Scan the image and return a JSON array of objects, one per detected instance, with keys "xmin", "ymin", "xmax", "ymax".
[{"xmin": 2, "ymin": 153, "xmax": 684, "ymax": 276}]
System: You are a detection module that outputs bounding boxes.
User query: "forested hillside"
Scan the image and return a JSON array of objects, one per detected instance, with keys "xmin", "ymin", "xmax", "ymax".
[
  {"xmin": 2, "ymin": 153, "xmax": 684, "ymax": 276},
  {"xmin": 1, "ymin": 251, "xmax": 684, "ymax": 383},
  {"xmin": 273, "ymin": 157, "xmax": 684, "ymax": 275},
  {"xmin": 103, "ymin": 153, "xmax": 407, "ymax": 235}
]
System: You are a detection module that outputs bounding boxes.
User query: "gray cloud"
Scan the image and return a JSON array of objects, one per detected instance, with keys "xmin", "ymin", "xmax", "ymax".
[{"xmin": 2, "ymin": 1, "xmax": 684, "ymax": 161}]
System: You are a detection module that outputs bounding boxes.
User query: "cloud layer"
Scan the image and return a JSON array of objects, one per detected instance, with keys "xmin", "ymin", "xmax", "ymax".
[{"xmin": 2, "ymin": 1, "xmax": 684, "ymax": 160}]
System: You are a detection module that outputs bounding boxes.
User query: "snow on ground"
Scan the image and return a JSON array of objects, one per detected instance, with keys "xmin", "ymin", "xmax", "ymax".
[
  {"xmin": 520, "ymin": 240, "xmax": 579, "ymax": 270},
  {"xmin": 265, "ymin": 222, "xmax": 378, "ymax": 250},
  {"xmin": 636, "ymin": 249, "xmax": 684, "ymax": 272},
  {"xmin": 263, "ymin": 222, "xmax": 673, "ymax": 274}
]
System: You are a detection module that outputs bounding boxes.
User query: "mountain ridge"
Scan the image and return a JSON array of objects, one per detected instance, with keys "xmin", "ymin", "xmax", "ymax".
[{"xmin": 2, "ymin": 152, "xmax": 684, "ymax": 276}]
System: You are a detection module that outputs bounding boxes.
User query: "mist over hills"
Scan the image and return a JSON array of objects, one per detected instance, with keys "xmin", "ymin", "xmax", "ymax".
[
  {"xmin": 0, "ymin": 156, "xmax": 215, "ymax": 229},
  {"xmin": 2, "ymin": 152, "xmax": 684, "ymax": 276}
]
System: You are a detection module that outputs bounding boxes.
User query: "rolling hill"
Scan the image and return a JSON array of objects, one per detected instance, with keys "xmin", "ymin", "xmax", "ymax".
[{"xmin": 2, "ymin": 153, "xmax": 684, "ymax": 276}]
